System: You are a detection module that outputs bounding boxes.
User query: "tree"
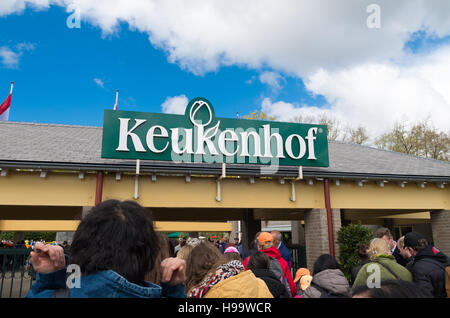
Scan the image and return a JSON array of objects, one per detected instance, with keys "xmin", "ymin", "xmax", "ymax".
[
  {"xmin": 375, "ymin": 119, "xmax": 449, "ymax": 161},
  {"xmin": 291, "ymin": 113, "xmax": 370, "ymax": 144},
  {"xmin": 342, "ymin": 126, "xmax": 370, "ymax": 145},
  {"xmin": 337, "ymin": 224, "xmax": 374, "ymax": 282},
  {"xmin": 292, "ymin": 113, "xmax": 342, "ymax": 141},
  {"xmin": 243, "ymin": 110, "xmax": 275, "ymax": 121}
]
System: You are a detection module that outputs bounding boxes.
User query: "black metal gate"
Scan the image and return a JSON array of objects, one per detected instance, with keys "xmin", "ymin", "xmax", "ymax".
[
  {"xmin": 0, "ymin": 249, "xmax": 35, "ymax": 298},
  {"xmin": 288, "ymin": 244, "xmax": 307, "ymax": 274}
]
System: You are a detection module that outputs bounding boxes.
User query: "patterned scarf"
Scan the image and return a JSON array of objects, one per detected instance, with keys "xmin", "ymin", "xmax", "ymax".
[{"xmin": 188, "ymin": 260, "xmax": 244, "ymax": 298}]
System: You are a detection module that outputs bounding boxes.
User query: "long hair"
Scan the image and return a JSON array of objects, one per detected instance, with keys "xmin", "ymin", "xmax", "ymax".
[
  {"xmin": 146, "ymin": 233, "xmax": 171, "ymax": 284},
  {"xmin": 69, "ymin": 200, "xmax": 160, "ymax": 285},
  {"xmin": 246, "ymin": 251, "xmax": 270, "ymax": 270},
  {"xmin": 177, "ymin": 244, "xmax": 194, "ymax": 263},
  {"xmin": 184, "ymin": 242, "xmax": 222, "ymax": 295}
]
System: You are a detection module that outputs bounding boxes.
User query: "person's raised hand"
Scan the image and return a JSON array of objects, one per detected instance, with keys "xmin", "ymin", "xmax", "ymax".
[
  {"xmin": 160, "ymin": 257, "xmax": 186, "ymax": 286},
  {"xmin": 30, "ymin": 242, "xmax": 66, "ymax": 274}
]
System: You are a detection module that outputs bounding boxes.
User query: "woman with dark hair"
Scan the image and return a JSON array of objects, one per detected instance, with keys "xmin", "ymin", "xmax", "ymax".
[
  {"xmin": 26, "ymin": 200, "xmax": 186, "ymax": 298},
  {"xmin": 246, "ymin": 251, "xmax": 290, "ymax": 298},
  {"xmin": 302, "ymin": 254, "xmax": 351, "ymax": 298},
  {"xmin": 350, "ymin": 243, "xmax": 370, "ymax": 285}
]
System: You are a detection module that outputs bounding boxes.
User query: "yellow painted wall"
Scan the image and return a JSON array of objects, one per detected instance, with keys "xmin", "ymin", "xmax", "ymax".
[
  {"xmin": 0, "ymin": 171, "xmax": 96, "ymax": 206},
  {"xmin": 330, "ymin": 182, "xmax": 449, "ymax": 210},
  {"xmin": 0, "ymin": 220, "xmax": 232, "ymax": 232},
  {"xmin": 0, "ymin": 171, "xmax": 448, "ymax": 212},
  {"xmin": 102, "ymin": 174, "xmax": 325, "ymax": 209}
]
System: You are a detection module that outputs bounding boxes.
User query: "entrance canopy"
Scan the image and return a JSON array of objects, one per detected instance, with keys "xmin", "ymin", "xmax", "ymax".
[{"xmin": 0, "ymin": 121, "xmax": 448, "ymax": 232}]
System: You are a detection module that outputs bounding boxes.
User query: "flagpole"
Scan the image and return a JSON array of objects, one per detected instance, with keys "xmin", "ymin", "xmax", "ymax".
[
  {"xmin": 114, "ymin": 89, "xmax": 119, "ymax": 110},
  {"xmin": 10, "ymin": 82, "xmax": 14, "ymax": 95},
  {"xmin": 113, "ymin": 88, "xmax": 140, "ymax": 200}
]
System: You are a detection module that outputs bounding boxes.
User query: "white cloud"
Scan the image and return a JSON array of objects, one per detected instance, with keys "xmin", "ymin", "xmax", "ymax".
[
  {"xmin": 0, "ymin": 46, "xmax": 20, "ymax": 68},
  {"xmin": 15, "ymin": 42, "xmax": 35, "ymax": 51},
  {"xmin": 161, "ymin": 94, "xmax": 188, "ymax": 114},
  {"xmin": 2, "ymin": 1, "xmax": 450, "ymax": 133},
  {"xmin": 259, "ymin": 71, "xmax": 284, "ymax": 92},
  {"xmin": 262, "ymin": 44, "xmax": 450, "ymax": 137},
  {"xmin": 93, "ymin": 77, "xmax": 104, "ymax": 88},
  {"xmin": 2, "ymin": 1, "xmax": 450, "ymax": 76},
  {"xmin": 245, "ymin": 75, "xmax": 256, "ymax": 85},
  {"xmin": 0, "ymin": 42, "xmax": 35, "ymax": 69},
  {"xmin": 0, "ymin": 0, "xmax": 54, "ymax": 17}
]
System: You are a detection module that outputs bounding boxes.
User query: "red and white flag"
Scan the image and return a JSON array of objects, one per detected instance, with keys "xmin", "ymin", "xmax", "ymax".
[{"xmin": 0, "ymin": 82, "xmax": 14, "ymax": 121}]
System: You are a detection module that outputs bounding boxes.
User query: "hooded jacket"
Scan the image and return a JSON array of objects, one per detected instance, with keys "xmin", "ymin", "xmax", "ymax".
[
  {"xmin": 203, "ymin": 270, "xmax": 274, "ymax": 298},
  {"xmin": 352, "ymin": 255, "xmax": 413, "ymax": 290},
  {"xmin": 26, "ymin": 268, "xmax": 185, "ymax": 298},
  {"xmin": 302, "ymin": 269, "xmax": 351, "ymax": 298},
  {"xmin": 406, "ymin": 245, "xmax": 449, "ymax": 298},
  {"xmin": 250, "ymin": 268, "xmax": 290, "ymax": 298}
]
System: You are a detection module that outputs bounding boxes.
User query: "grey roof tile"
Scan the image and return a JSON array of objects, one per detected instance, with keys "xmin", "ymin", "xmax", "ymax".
[{"xmin": 0, "ymin": 121, "xmax": 449, "ymax": 178}]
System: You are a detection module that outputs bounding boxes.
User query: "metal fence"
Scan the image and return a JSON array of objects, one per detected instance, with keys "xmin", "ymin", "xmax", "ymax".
[
  {"xmin": 0, "ymin": 246, "xmax": 306, "ymax": 298},
  {"xmin": 288, "ymin": 244, "xmax": 307, "ymax": 274},
  {"xmin": 0, "ymin": 249, "xmax": 35, "ymax": 298}
]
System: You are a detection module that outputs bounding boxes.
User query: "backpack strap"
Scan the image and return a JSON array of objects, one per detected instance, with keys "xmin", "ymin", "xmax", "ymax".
[
  {"xmin": 268, "ymin": 256, "xmax": 291, "ymax": 296},
  {"xmin": 371, "ymin": 260, "xmax": 401, "ymax": 280}
]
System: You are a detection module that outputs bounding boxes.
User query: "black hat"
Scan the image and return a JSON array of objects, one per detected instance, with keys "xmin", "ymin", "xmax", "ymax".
[{"xmin": 403, "ymin": 231, "xmax": 425, "ymax": 248}]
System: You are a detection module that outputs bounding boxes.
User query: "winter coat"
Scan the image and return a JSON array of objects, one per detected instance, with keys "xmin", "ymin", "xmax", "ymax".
[
  {"xmin": 302, "ymin": 269, "xmax": 351, "ymax": 298},
  {"xmin": 392, "ymin": 246, "xmax": 409, "ymax": 267},
  {"xmin": 352, "ymin": 255, "xmax": 413, "ymax": 290},
  {"xmin": 204, "ymin": 270, "xmax": 273, "ymax": 298},
  {"xmin": 250, "ymin": 268, "xmax": 290, "ymax": 298},
  {"xmin": 243, "ymin": 246, "xmax": 297, "ymax": 297},
  {"xmin": 406, "ymin": 245, "xmax": 449, "ymax": 298},
  {"xmin": 277, "ymin": 242, "xmax": 293, "ymax": 268},
  {"xmin": 350, "ymin": 259, "xmax": 370, "ymax": 286},
  {"xmin": 26, "ymin": 268, "xmax": 185, "ymax": 298}
]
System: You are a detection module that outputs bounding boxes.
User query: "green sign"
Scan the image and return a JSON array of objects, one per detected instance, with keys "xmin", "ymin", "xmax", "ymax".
[{"xmin": 101, "ymin": 97, "xmax": 329, "ymax": 167}]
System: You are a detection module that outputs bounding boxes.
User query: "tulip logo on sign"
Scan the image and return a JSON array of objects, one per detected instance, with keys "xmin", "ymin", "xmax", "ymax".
[{"xmin": 101, "ymin": 97, "xmax": 329, "ymax": 168}]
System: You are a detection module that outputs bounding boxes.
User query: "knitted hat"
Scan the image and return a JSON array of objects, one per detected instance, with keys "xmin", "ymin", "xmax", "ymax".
[
  {"xmin": 224, "ymin": 246, "xmax": 239, "ymax": 254},
  {"xmin": 403, "ymin": 231, "xmax": 425, "ymax": 248}
]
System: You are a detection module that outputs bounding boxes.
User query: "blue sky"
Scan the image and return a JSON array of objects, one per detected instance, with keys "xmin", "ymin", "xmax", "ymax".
[
  {"xmin": 0, "ymin": 6, "xmax": 324, "ymax": 127},
  {"xmin": 0, "ymin": 1, "xmax": 449, "ymax": 137}
]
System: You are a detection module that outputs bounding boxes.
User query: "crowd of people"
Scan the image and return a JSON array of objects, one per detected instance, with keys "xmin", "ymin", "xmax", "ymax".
[
  {"xmin": 0, "ymin": 239, "xmax": 70, "ymax": 251},
  {"xmin": 0, "ymin": 239, "xmax": 71, "ymax": 275},
  {"xmin": 22, "ymin": 200, "xmax": 449, "ymax": 298}
]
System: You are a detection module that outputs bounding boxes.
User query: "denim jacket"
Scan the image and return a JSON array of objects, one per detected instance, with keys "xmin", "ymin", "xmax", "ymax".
[{"xmin": 25, "ymin": 268, "xmax": 185, "ymax": 298}]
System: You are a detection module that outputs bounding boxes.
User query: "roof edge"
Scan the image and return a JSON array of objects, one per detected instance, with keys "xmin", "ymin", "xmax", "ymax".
[{"xmin": 1, "ymin": 160, "xmax": 449, "ymax": 182}]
